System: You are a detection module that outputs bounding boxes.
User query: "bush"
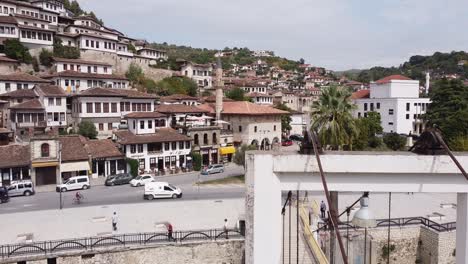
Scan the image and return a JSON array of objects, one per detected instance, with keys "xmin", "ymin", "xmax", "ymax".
[
  {"xmin": 449, "ymin": 135, "xmax": 468, "ymax": 151},
  {"xmin": 126, "ymin": 158, "xmax": 139, "ymax": 177},
  {"xmin": 368, "ymin": 136, "xmax": 383, "ymax": 148},
  {"xmin": 78, "ymin": 121, "xmax": 98, "ymax": 139},
  {"xmin": 39, "ymin": 48, "xmax": 54, "ymax": 67},
  {"xmin": 191, "ymin": 152, "xmax": 202, "ymax": 171},
  {"xmin": 383, "ymin": 133, "xmax": 406, "ymax": 151},
  {"xmin": 126, "ymin": 62, "xmax": 144, "ymax": 85},
  {"xmin": 4, "ymin": 39, "xmax": 32, "ymax": 64},
  {"xmin": 53, "ymin": 39, "xmax": 80, "ymax": 59}
]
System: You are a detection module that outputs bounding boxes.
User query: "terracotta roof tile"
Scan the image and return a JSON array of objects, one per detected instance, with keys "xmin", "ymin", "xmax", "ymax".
[
  {"xmin": 0, "ymin": 16, "xmax": 18, "ymax": 25},
  {"xmin": 375, "ymin": 75, "xmax": 412, "ymax": 84},
  {"xmin": 9, "ymin": 99, "xmax": 44, "ymax": 110},
  {"xmin": 0, "ymin": 89, "xmax": 38, "ymax": 98},
  {"xmin": 77, "ymin": 87, "xmax": 123, "ymax": 97},
  {"xmin": 0, "ymin": 144, "xmax": 30, "ymax": 169},
  {"xmin": 114, "ymin": 128, "xmax": 191, "ymax": 145},
  {"xmin": 111, "ymin": 89, "xmax": 158, "ymax": 99},
  {"xmin": 36, "ymin": 84, "xmax": 66, "ymax": 96},
  {"xmin": 86, "ymin": 139, "xmax": 123, "ymax": 159},
  {"xmin": 0, "ymin": 73, "xmax": 50, "ymax": 83},
  {"xmin": 59, "ymin": 135, "xmax": 89, "ymax": 162},
  {"xmin": 155, "ymin": 104, "xmax": 208, "ymax": 114},
  {"xmin": 351, "ymin": 89, "xmax": 370, "ymax": 99},
  {"xmin": 124, "ymin": 112, "xmax": 167, "ymax": 119}
]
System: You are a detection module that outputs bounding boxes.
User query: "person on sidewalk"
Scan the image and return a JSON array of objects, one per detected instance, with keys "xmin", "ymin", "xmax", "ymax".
[
  {"xmin": 112, "ymin": 212, "xmax": 118, "ymax": 231},
  {"xmin": 167, "ymin": 223, "xmax": 173, "ymax": 241},
  {"xmin": 223, "ymin": 219, "xmax": 229, "ymax": 239},
  {"xmin": 320, "ymin": 200, "xmax": 327, "ymax": 219}
]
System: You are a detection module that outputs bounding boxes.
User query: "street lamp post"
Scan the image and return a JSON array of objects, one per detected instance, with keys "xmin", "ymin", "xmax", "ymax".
[
  {"xmin": 58, "ymin": 142, "xmax": 63, "ymax": 210},
  {"xmin": 352, "ymin": 193, "xmax": 376, "ymax": 264}
]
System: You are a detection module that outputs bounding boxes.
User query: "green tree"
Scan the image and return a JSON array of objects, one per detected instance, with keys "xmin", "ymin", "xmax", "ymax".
[
  {"xmin": 191, "ymin": 152, "xmax": 202, "ymax": 171},
  {"xmin": 425, "ymin": 79, "xmax": 468, "ymax": 150},
  {"xmin": 353, "ymin": 112, "xmax": 383, "ymax": 150},
  {"xmin": 128, "ymin": 43, "xmax": 137, "ymax": 53},
  {"xmin": 125, "ymin": 62, "xmax": 144, "ymax": 85},
  {"xmin": 39, "ymin": 48, "xmax": 54, "ymax": 67},
  {"xmin": 156, "ymin": 76, "xmax": 198, "ymax": 96},
  {"xmin": 4, "ymin": 39, "xmax": 32, "ymax": 64},
  {"xmin": 126, "ymin": 158, "xmax": 139, "ymax": 177},
  {"xmin": 226, "ymin": 87, "xmax": 248, "ymax": 101},
  {"xmin": 233, "ymin": 144, "xmax": 257, "ymax": 168},
  {"xmin": 310, "ymin": 86, "xmax": 357, "ymax": 150},
  {"xmin": 78, "ymin": 121, "xmax": 98, "ymax": 139},
  {"xmin": 383, "ymin": 133, "xmax": 406, "ymax": 151},
  {"xmin": 53, "ymin": 39, "xmax": 80, "ymax": 59},
  {"xmin": 274, "ymin": 103, "xmax": 292, "ymax": 133}
]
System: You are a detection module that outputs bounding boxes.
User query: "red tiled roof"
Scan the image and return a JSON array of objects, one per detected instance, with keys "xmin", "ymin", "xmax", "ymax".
[
  {"xmin": 36, "ymin": 84, "xmax": 66, "ymax": 96},
  {"xmin": 375, "ymin": 75, "xmax": 412, "ymax": 84},
  {"xmin": 9, "ymin": 99, "xmax": 44, "ymax": 110},
  {"xmin": 124, "ymin": 112, "xmax": 167, "ymax": 119},
  {"xmin": 59, "ymin": 135, "xmax": 89, "ymax": 162},
  {"xmin": 351, "ymin": 89, "xmax": 370, "ymax": 99},
  {"xmin": 76, "ymin": 88, "xmax": 157, "ymax": 99},
  {"xmin": 0, "ymin": 144, "xmax": 30, "ymax": 169},
  {"xmin": 161, "ymin": 94, "xmax": 198, "ymax": 102},
  {"xmin": 0, "ymin": 16, "xmax": 18, "ymax": 25},
  {"xmin": 199, "ymin": 101, "xmax": 288, "ymax": 116},
  {"xmin": 114, "ymin": 128, "xmax": 191, "ymax": 145},
  {"xmin": 0, "ymin": 73, "xmax": 50, "ymax": 83},
  {"xmin": 86, "ymin": 139, "xmax": 124, "ymax": 159},
  {"xmin": 52, "ymin": 57, "xmax": 112, "ymax": 66},
  {"xmin": 41, "ymin": 70, "xmax": 128, "ymax": 80},
  {"xmin": 155, "ymin": 104, "xmax": 208, "ymax": 114},
  {"xmin": 0, "ymin": 89, "xmax": 38, "ymax": 98},
  {"xmin": 203, "ymin": 95, "xmax": 234, "ymax": 103}
]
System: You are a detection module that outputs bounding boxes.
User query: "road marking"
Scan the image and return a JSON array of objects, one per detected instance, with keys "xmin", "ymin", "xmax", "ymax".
[
  {"xmin": 23, "ymin": 204, "xmax": 35, "ymax": 207},
  {"xmin": 92, "ymin": 216, "xmax": 107, "ymax": 223}
]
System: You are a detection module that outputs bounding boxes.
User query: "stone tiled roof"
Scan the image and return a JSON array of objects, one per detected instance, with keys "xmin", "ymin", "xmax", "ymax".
[
  {"xmin": 59, "ymin": 135, "xmax": 89, "ymax": 162},
  {"xmin": 114, "ymin": 128, "xmax": 191, "ymax": 145},
  {"xmin": 154, "ymin": 104, "xmax": 208, "ymax": 114},
  {"xmin": 0, "ymin": 89, "xmax": 38, "ymax": 98},
  {"xmin": 374, "ymin": 75, "xmax": 412, "ymax": 84},
  {"xmin": 36, "ymin": 84, "xmax": 67, "ymax": 96},
  {"xmin": 124, "ymin": 112, "xmax": 167, "ymax": 119},
  {"xmin": 52, "ymin": 57, "xmax": 112, "ymax": 66},
  {"xmin": 9, "ymin": 99, "xmax": 44, "ymax": 110},
  {"xmin": 0, "ymin": 144, "xmax": 30, "ymax": 169},
  {"xmin": 0, "ymin": 73, "xmax": 50, "ymax": 83},
  {"xmin": 41, "ymin": 71, "xmax": 128, "ymax": 80},
  {"xmin": 86, "ymin": 139, "xmax": 123, "ymax": 159},
  {"xmin": 0, "ymin": 15, "xmax": 18, "ymax": 25}
]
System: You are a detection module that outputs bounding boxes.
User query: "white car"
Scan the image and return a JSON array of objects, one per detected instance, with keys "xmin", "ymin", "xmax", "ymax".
[
  {"xmin": 144, "ymin": 182, "xmax": 182, "ymax": 200},
  {"xmin": 56, "ymin": 176, "xmax": 90, "ymax": 192},
  {"xmin": 130, "ymin": 174, "xmax": 154, "ymax": 187}
]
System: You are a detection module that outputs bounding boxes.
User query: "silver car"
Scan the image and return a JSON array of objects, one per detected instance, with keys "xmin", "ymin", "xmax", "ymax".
[
  {"xmin": 7, "ymin": 181, "xmax": 35, "ymax": 197},
  {"xmin": 202, "ymin": 164, "xmax": 225, "ymax": 175}
]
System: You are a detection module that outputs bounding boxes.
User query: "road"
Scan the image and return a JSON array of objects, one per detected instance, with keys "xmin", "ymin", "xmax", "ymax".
[{"xmin": 0, "ymin": 165, "xmax": 246, "ymax": 214}]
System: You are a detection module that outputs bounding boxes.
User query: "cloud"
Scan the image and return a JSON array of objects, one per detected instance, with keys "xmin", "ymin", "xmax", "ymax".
[{"xmin": 78, "ymin": 0, "xmax": 468, "ymax": 70}]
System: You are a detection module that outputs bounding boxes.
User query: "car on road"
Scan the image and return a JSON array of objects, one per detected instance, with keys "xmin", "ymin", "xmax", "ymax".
[
  {"xmin": 0, "ymin": 186, "xmax": 9, "ymax": 204},
  {"xmin": 130, "ymin": 174, "xmax": 154, "ymax": 187},
  {"xmin": 281, "ymin": 140, "xmax": 293, "ymax": 146},
  {"xmin": 7, "ymin": 180, "xmax": 35, "ymax": 197},
  {"xmin": 143, "ymin": 182, "xmax": 182, "ymax": 200},
  {"xmin": 201, "ymin": 164, "xmax": 225, "ymax": 175},
  {"xmin": 289, "ymin": 134, "xmax": 304, "ymax": 141},
  {"xmin": 105, "ymin": 173, "xmax": 133, "ymax": 186},
  {"xmin": 56, "ymin": 176, "xmax": 90, "ymax": 192}
]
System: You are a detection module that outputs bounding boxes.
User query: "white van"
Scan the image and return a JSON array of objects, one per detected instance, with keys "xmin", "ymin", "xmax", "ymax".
[
  {"xmin": 144, "ymin": 182, "xmax": 182, "ymax": 200},
  {"xmin": 56, "ymin": 176, "xmax": 90, "ymax": 192}
]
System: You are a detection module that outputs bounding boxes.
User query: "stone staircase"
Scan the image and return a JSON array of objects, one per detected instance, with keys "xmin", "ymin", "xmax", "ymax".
[{"xmin": 281, "ymin": 205, "xmax": 317, "ymax": 264}]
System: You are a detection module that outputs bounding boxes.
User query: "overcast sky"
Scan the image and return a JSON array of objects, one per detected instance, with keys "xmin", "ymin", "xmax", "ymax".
[{"xmin": 79, "ymin": 0, "xmax": 468, "ymax": 71}]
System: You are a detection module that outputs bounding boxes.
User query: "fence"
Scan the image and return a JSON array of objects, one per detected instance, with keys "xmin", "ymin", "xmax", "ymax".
[{"xmin": 0, "ymin": 229, "xmax": 243, "ymax": 260}]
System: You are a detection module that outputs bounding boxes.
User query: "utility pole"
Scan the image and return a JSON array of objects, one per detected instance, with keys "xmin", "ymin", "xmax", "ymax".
[{"xmin": 330, "ymin": 191, "xmax": 339, "ymax": 264}]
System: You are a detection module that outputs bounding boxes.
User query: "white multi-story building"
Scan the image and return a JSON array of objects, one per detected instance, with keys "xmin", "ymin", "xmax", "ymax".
[
  {"xmin": 247, "ymin": 92, "xmax": 273, "ymax": 105},
  {"xmin": 70, "ymin": 87, "xmax": 157, "ymax": 138},
  {"xmin": 180, "ymin": 61, "xmax": 213, "ymax": 89},
  {"xmin": 42, "ymin": 70, "xmax": 128, "ymax": 93},
  {"xmin": 52, "ymin": 57, "xmax": 113, "ymax": 74},
  {"xmin": 0, "ymin": 73, "xmax": 51, "ymax": 94},
  {"xmin": 352, "ymin": 75, "xmax": 431, "ymax": 135}
]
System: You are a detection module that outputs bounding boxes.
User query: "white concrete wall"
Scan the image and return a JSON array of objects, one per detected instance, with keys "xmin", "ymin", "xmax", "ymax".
[
  {"xmin": 0, "ymin": 24, "xmax": 18, "ymax": 39},
  {"xmin": 370, "ymin": 80, "xmax": 420, "ymax": 99},
  {"xmin": 44, "ymin": 96, "xmax": 66, "ymax": 127},
  {"xmin": 0, "ymin": 3, "xmax": 16, "ymax": 15},
  {"xmin": 55, "ymin": 62, "xmax": 112, "ymax": 75},
  {"xmin": 0, "ymin": 81, "xmax": 43, "ymax": 94},
  {"xmin": 223, "ymin": 115, "xmax": 282, "ymax": 146}
]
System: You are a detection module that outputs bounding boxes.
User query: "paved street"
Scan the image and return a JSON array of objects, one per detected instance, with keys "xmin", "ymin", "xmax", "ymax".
[{"xmin": 0, "ymin": 164, "xmax": 246, "ymax": 214}]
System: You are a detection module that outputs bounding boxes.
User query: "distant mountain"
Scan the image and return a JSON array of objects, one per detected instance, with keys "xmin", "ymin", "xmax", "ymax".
[{"xmin": 343, "ymin": 51, "xmax": 468, "ymax": 84}]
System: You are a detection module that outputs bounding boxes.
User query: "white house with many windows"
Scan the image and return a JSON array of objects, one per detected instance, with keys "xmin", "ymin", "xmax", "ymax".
[
  {"xmin": 42, "ymin": 70, "xmax": 128, "ymax": 93},
  {"xmin": 52, "ymin": 57, "xmax": 113, "ymax": 75},
  {"xmin": 180, "ymin": 61, "xmax": 213, "ymax": 90},
  {"xmin": 0, "ymin": 73, "xmax": 51, "ymax": 94},
  {"xmin": 352, "ymin": 75, "xmax": 431, "ymax": 135}
]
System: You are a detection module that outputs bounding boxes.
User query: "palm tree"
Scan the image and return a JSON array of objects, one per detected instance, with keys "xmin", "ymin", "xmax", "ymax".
[{"xmin": 310, "ymin": 86, "xmax": 357, "ymax": 150}]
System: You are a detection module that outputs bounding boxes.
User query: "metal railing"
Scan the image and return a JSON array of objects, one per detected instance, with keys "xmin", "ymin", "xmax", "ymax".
[
  {"xmin": 318, "ymin": 217, "xmax": 456, "ymax": 233},
  {"xmin": 0, "ymin": 229, "xmax": 243, "ymax": 260}
]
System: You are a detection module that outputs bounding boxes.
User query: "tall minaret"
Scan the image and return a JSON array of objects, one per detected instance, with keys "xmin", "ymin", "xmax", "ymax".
[
  {"xmin": 215, "ymin": 57, "xmax": 224, "ymax": 123},
  {"xmin": 425, "ymin": 72, "xmax": 430, "ymax": 95}
]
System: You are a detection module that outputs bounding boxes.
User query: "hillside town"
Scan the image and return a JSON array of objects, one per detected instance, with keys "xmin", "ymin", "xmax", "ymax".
[{"xmin": 0, "ymin": 1, "xmax": 467, "ymax": 264}]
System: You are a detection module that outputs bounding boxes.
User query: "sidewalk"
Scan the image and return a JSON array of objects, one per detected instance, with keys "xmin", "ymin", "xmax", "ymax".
[{"xmin": 0, "ymin": 198, "xmax": 244, "ymax": 245}]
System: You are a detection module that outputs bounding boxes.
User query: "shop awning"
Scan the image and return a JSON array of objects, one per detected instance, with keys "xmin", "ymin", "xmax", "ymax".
[
  {"xmin": 61, "ymin": 161, "xmax": 90, "ymax": 173},
  {"xmin": 220, "ymin": 146, "xmax": 236, "ymax": 155},
  {"xmin": 32, "ymin": 161, "xmax": 59, "ymax": 168}
]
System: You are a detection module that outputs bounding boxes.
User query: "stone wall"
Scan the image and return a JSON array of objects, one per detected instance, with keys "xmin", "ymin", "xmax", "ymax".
[
  {"xmin": 419, "ymin": 227, "xmax": 456, "ymax": 264},
  {"xmin": 2, "ymin": 240, "xmax": 244, "ymax": 264}
]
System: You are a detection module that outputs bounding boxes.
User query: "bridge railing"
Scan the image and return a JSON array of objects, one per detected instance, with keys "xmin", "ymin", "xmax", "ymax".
[{"xmin": 0, "ymin": 229, "xmax": 243, "ymax": 260}]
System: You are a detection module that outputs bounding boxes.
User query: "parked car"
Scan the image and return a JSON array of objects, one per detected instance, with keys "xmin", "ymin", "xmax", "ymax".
[
  {"xmin": 56, "ymin": 176, "xmax": 90, "ymax": 192},
  {"xmin": 201, "ymin": 164, "xmax": 225, "ymax": 175},
  {"xmin": 282, "ymin": 140, "xmax": 293, "ymax": 146},
  {"xmin": 144, "ymin": 182, "xmax": 182, "ymax": 200},
  {"xmin": 7, "ymin": 180, "xmax": 35, "ymax": 197},
  {"xmin": 0, "ymin": 186, "xmax": 9, "ymax": 204},
  {"xmin": 289, "ymin": 134, "xmax": 304, "ymax": 141},
  {"xmin": 130, "ymin": 174, "xmax": 154, "ymax": 187},
  {"xmin": 105, "ymin": 173, "xmax": 133, "ymax": 186}
]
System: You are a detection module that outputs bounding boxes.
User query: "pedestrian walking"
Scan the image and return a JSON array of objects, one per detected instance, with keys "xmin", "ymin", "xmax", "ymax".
[
  {"xmin": 167, "ymin": 223, "xmax": 173, "ymax": 241},
  {"xmin": 320, "ymin": 200, "xmax": 327, "ymax": 219},
  {"xmin": 112, "ymin": 212, "xmax": 118, "ymax": 231},
  {"xmin": 224, "ymin": 219, "xmax": 229, "ymax": 239}
]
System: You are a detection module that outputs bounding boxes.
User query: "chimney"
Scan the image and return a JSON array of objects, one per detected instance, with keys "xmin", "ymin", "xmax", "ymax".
[
  {"xmin": 215, "ymin": 57, "xmax": 224, "ymax": 123},
  {"xmin": 425, "ymin": 72, "xmax": 430, "ymax": 95}
]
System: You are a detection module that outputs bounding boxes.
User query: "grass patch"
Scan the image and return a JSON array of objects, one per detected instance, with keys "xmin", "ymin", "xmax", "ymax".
[{"xmin": 198, "ymin": 175, "xmax": 245, "ymax": 185}]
